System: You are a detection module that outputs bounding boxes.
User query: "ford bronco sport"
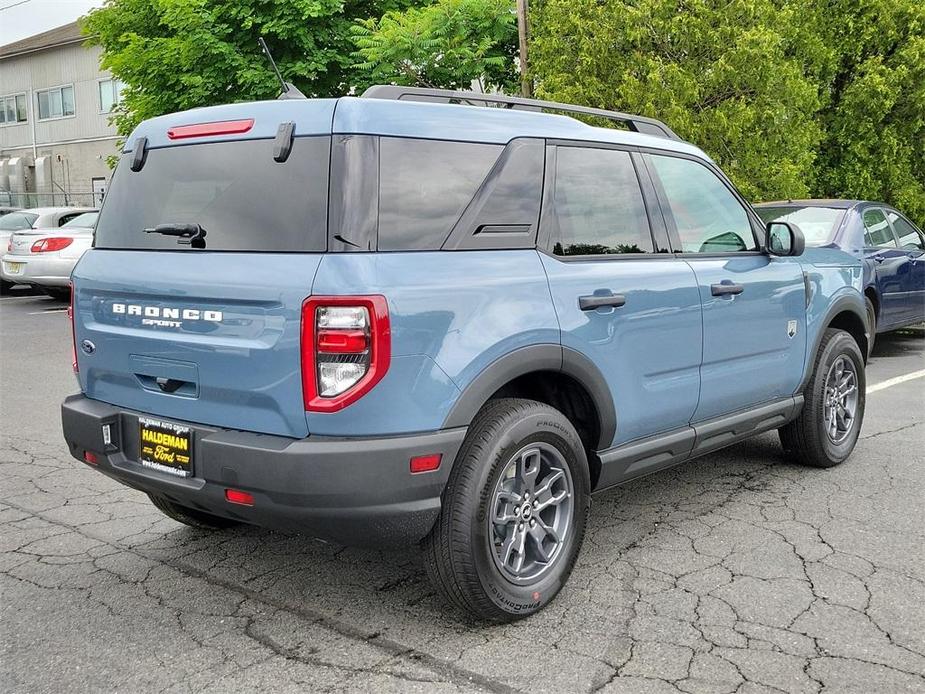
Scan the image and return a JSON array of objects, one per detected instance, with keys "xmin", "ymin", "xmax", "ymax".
[{"xmin": 61, "ymin": 86, "xmax": 869, "ymax": 621}]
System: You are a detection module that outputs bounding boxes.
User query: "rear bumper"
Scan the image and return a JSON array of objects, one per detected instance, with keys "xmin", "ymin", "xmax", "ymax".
[
  {"xmin": 1, "ymin": 253, "xmax": 75, "ymax": 286},
  {"xmin": 61, "ymin": 394, "xmax": 466, "ymax": 546}
]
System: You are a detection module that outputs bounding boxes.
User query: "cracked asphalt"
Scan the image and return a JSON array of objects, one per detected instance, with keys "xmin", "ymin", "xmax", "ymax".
[{"xmin": 1, "ymin": 288, "xmax": 923, "ymax": 694}]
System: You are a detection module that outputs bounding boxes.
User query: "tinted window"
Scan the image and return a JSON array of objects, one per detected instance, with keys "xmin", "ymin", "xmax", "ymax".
[
  {"xmin": 0, "ymin": 212, "xmax": 37, "ymax": 230},
  {"xmin": 649, "ymin": 155, "xmax": 756, "ymax": 252},
  {"xmin": 862, "ymin": 209, "xmax": 896, "ymax": 247},
  {"xmin": 549, "ymin": 146, "xmax": 653, "ymax": 256},
  {"xmin": 378, "ymin": 138, "xmax": 501, "ymax": 250},
  {"xmin": 755, "ymin": 206, "xmax": 844, "ymax": 247},
  {"xmin": 885, "ymin": 210, "xmax": 925, "ymax": 251},
  {"xmin": 95, "ymin": 137, "xmax": 330, "ymax": 251}
]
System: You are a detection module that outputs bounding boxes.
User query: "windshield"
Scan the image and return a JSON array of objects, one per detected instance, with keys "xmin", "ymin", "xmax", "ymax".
[
  {"xmin": 63, "ymin": 212, "xmax": 99, "ymax": 229},
  {"xmin": 0, "ymin": 212, "xmax": 38, "ymax": 231},
  {"xmin": 95, "ymin": 137, "xmax": 330, "ymax": 252},
  {"xmin": 755, "ymin": 206, "xmax": 845, "ymax": 246}
]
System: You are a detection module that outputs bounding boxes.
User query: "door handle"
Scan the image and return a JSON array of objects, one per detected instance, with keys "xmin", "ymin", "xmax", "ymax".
[
  {"xmin": 579, "ymin": 293, "xmax": 626, "ymax": 311},
  {"xmin": 711, "ymin": 282, "xmax": 744, "ymax": 297},
  {"xmin": 872, "ymin": 254, "xmax": 886, "ymax": 263}
]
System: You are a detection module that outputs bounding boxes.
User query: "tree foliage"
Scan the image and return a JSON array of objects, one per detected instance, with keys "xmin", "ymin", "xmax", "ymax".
[
  {"xmin": 351, "ymin": 0, "xmax": 518, "ymax": 91},
  {"xmin": 83, "ymin": 0, "xmax": 420, "ymax": 137},
  {"xmin": 531, "ymin": 0, "xmax": 925, "ymax": 225}
]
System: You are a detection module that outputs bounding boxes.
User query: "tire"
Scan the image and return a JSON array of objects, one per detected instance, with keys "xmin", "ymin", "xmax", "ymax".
[
  {"xmin": 0, "ymin": 279, "xmax": 14, "ymax": 294},
  {"xmin": 865, "ymin": 297, "xmax": 877, "ymax": 359},
  {"xmin": 423, "ymin": 398, "xmax": 591, "ymax": 622},
  {"xmin": 148, "ymin": 494, "xmax": 242, "ymax": 530},
  {"xmin": 43, "ymin": 287, "xmax": 71, "ymax": 302},
  {"xmin": 779, "ymin": 328, "xmax": 865, "ymax": 467}
]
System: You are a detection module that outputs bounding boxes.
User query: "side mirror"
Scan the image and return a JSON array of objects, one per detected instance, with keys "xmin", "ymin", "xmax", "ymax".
[{"xmin": 766, "ymin": 221, "xmax": 805, "ymax": 257}]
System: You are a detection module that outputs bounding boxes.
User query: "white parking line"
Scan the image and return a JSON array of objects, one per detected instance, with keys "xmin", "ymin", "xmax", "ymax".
[
  {"xmin": 868, "ymin": 369, "xmax": 925, "ymax": 394},
  {"xmin": 27, "ymin": 308, "xmax": 68, "ymax": 315}
]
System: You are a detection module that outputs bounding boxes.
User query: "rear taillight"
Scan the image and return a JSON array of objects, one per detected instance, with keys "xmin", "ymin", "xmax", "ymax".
[
  {"xmin": 32, "ymin": 237, "xmax": 73, "ymax": 253},
  {"xmin": 69, "ymin": 282, "xmax": 78, "ymax": 373},
  {"xmin": 301, "ymin": 296, "xmax": 390, "ymax": 412}
]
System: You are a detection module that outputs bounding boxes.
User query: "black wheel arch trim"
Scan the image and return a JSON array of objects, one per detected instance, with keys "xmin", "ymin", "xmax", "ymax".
[
  {"xmin": 441, "ymin": 344, "xmax": 617, "ymax": 450},
  {"xmin": 798, "ymin": 292, "xmax": 869, "ymax": 393}
]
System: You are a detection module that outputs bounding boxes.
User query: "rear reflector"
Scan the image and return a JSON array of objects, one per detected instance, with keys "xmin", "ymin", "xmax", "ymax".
[
  {"xmin": 83, "ymin": 451, "xmax": 98, "ymax": 465},
  {"xmin": 225, "ymin": 488, "xmax": 254, "ymax": 506},
  {"xmin": 410, "ymin": 454, "xmax": 442, "ymax": 474},
  {"xmin": 167, "ymin": 119, "xmax": 255, "ymax": 140}
]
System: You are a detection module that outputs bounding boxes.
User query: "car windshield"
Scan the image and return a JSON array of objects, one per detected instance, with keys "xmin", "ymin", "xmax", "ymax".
[
  {"xmin": 63, "ymin": 212, "xmax": 99, "ymax": 229},
  {"xmin": 0, "ymin": 212, "xmax": 38, "ymax": 231},
  {"xmin": 755, "ymin": 206, "xmax": 845, "ymax": 246}
]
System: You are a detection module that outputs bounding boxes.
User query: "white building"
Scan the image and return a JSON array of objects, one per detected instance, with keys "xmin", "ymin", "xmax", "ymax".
[{"xmin": 0, "ymin": 21, "xmax": 122, "ymax": 208}]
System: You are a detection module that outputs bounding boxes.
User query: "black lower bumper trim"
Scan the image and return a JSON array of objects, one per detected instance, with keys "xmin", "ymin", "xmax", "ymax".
[{"xmin": 61, "ymin": 394, "xmax": 467, "ymax": 547}]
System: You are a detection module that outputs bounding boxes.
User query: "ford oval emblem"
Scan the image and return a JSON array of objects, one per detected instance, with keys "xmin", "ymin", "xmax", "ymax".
[{"xmin": 81, "ymin": 339, "xmax": 96, "ymax": 355}]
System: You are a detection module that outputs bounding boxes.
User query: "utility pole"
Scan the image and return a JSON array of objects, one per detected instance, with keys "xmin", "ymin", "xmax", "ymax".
[{"xmin": 516, "ymin": 0, "xmax": 532, "ymax": 98}]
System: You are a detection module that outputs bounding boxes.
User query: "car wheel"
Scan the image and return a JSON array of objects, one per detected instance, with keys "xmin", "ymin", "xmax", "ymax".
[
  {"xmin": 423, "ymin": 398, "xmax": 590, "ymax": 622},
  {"xmin": 43, "ymin": 287, "xmax": 71, "ymax": 302},
  {"xmin": 865, "ymin": 297, "xmax": 877, "ymax": 358},
  {"xmin": 0, "ymin": 279, "xmax": 13, "ymax": 294},
  {"xmin": 779, "ymin": 328, "xmax": 865, "ymax": 468},
  {"xmin": 148, "ymin": 494, "xmax": 242, "ymax": 530}
]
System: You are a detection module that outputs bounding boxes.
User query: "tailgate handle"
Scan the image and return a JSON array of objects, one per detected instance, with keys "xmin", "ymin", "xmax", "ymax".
[{"xmin": 155, "ymin": 377, "xmax": 185, "ymax": 394}]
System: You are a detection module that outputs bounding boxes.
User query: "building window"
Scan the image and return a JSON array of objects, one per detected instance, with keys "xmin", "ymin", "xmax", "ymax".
[
  {"xmin": 36, "ymin": 85, "xmax": 75, "ymax": 120},
  {"xmin": 98, "ymin": 78, "xmax": 124, "ymax": 112},
  {"xmin": 0, "ymin": 94, "xmax": 27, "ymax": 125}
]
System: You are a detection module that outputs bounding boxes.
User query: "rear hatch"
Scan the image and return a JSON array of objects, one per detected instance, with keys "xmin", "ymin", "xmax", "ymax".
[{"xmin": 72, "ymin": 100, "xmax": 336, "ymax": 438}]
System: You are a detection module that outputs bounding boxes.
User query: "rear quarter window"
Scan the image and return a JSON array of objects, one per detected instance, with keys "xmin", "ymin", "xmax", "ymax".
[
  {"xmin": 95, "ymin": 137, "xmax": 330, "ymax": 252},
  {"xmin": 378, "ymin": 138, "xmax": 502, "ymax": 250}
]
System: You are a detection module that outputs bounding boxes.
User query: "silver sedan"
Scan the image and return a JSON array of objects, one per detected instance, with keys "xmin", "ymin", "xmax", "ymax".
[
  {"xmin": 0, "ymin": 207, "xmax": 96, "ymax": 291},
  {"xmin": 2, "ymin": 211, "xmax": 98, "ymax": 300}
]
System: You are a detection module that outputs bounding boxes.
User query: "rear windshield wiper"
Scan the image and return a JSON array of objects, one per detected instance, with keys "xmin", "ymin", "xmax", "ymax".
[{"xmin": 144, "ymin": 223, "xmax": 207, "ymax": 248}]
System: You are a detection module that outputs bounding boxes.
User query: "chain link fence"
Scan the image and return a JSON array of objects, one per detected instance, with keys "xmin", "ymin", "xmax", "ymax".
[{"xmin": 0, "ymin": 191, "xmax": 102, "ymax": 209}]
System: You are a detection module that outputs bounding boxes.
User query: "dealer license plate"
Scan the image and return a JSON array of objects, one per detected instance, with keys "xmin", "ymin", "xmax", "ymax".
[{"xmin": 138, "ymin": 417, "xmax": 193, "ymax": 477}]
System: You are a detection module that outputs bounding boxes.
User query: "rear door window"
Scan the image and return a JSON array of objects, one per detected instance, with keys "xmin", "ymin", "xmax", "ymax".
[
  {"xmin": 862, "ymin": 208, "xmax": 897, "ymax": 248},
  {"xmin": 378, "ymin": 138, "xmax": 502, "ymax": 250},
  {"xmin": 95, "ymin": 137, "xmax": 330, "ymax": 251},
  {"xmin": 546, "ymin": 146, "xmax": 654, "ymax": 255}
]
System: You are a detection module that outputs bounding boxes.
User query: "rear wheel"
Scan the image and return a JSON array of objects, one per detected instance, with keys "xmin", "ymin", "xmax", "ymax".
[
  {"xmin": 148, "ymin": 494, "xmax": 242, "ymax": 530},
  {"xmin": 865, "ymin": 297, "xmax": 877, "ymax": 358},
  {"xmin": 779, "ymin": 328, "xmax": 865, "ymax": 467},
  {"xmin": 423, "ymin": 398, "xmax": 590, "ymax": 622}
]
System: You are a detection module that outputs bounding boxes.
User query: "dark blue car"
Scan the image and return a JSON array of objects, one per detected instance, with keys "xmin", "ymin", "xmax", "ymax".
[{"xmin": 756, "ymin": 200, "xmax": 925, "ymax": 354}]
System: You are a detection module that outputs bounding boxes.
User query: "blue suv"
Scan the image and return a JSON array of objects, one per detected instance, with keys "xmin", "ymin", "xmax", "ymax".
[{"xmin": 61, "ymin": 86, "xmax": 869, "ymax": 621}]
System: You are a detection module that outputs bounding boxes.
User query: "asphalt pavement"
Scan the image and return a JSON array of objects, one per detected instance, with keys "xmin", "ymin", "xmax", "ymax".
[{"xmin": 1, "ymin": 286, "xmax": 923, "ymax": 693}]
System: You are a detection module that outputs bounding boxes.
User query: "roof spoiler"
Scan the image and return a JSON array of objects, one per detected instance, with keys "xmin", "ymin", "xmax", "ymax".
[{"xmin": 361, "ymin": 85, "xmax": 680, "ymax": 141}]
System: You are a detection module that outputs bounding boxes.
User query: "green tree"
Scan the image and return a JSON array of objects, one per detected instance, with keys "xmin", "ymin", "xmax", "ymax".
[
  {"xmin": 814, "ymin": 0, "xmax": 925, "ymax": 226},
  {"xmin": 530, "ymin": 0, "xmax": 829, "ymax": 202},
  {"xmin": 351, "ymin": 0, "xmax": 518, "ymax": 91},
  {"xmin": 83, "ymin": 0, "xmax": 421, "ymax": 137}
]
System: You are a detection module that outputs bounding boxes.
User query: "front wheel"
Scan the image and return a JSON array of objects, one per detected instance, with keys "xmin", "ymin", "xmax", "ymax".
[
  {"xmin": 423, "ymin": 398, "xmax": 591, "ymax": 622},
  {"xmin": 779, "ymin": 328, "xmax": 865, "ymax": 467}
]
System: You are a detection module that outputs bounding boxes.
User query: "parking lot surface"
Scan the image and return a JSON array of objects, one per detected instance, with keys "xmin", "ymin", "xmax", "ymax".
[{"xmin": 2, "ymin": 288, "xmax": 924, "ymax": 694}]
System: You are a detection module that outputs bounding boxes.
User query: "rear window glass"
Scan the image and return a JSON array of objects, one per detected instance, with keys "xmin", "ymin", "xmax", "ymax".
[
  {"xmin": 95, "ymin": 137, "xmax": 330, "ymax": 251},
  {"xmin": 378, "ymin": 138, "xmax": 502, "ymax": 250},
  {"xmin": 755, "ymin": 206, "xmax": 844, "ymax": 246},
  {"xmin": 0, "ymin": 212, "xmax": 37, "ymax": 230}
]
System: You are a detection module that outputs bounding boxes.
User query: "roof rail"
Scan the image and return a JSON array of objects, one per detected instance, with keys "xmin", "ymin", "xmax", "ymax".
[{"xmin": 361, "ymin": 85, "xmax": 681, "ymax": 141}]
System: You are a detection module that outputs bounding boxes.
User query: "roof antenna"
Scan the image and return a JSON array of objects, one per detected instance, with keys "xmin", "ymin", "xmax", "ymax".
[{"xmin": 258, "ymin": 37, "xmax": 306, "ymax": 100}]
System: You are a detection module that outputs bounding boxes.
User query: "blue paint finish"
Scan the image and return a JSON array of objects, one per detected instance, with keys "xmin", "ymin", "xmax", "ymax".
[
  {"xmin": 72, "ymin": 249, "xmax": 322, "ymax": 438},
  {"xmin": 308, "ymin": 250, "xmax": 559, "ymax": 435},
  {"xmin": 686, "ymin": 255, "xmax": 807, "ymax": 421},
  {"xmin": 540, "ymin": 255, "xmax": 703, "ymax": 446},
  {"xmin": 124, "ymin": 99, "xmax": 338, "ymax": 151}
]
